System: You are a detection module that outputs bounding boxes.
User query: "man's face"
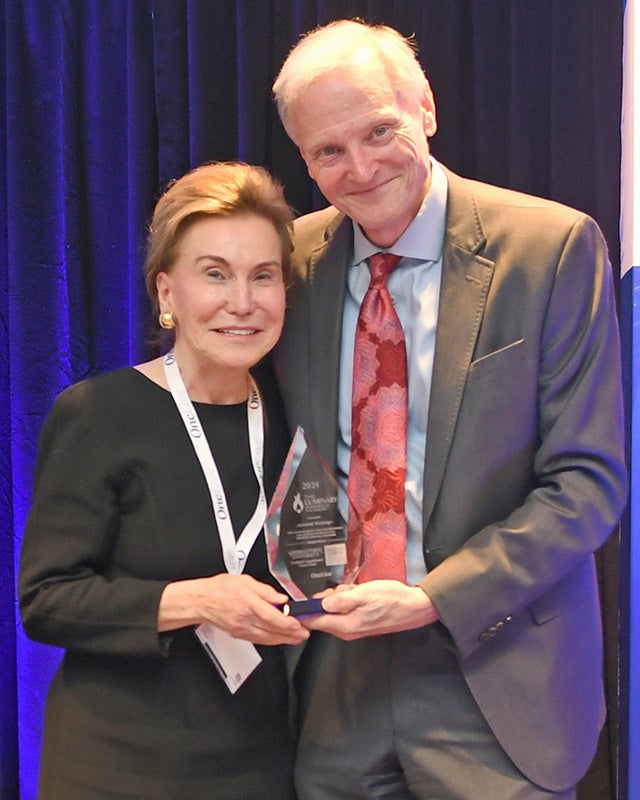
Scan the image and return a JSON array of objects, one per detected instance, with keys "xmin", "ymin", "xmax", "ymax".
[{"xmin": 286, "ymin": 56, "xmax": 437, "ymax": 248}]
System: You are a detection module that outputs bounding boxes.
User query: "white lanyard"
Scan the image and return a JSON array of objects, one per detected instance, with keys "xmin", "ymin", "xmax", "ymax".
[{"xmin": 163, "ymin": 351, "xmax": 267, "ymax": 575}]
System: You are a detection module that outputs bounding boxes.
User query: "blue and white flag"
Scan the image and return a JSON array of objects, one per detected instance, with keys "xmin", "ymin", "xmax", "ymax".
[
  {"xmin": 621, "ymin": 4, "xmax": 639, "ymax": 800},
  {"xmin": 622, "ymin": 0, "xmax": 638, "ymax": 277}
]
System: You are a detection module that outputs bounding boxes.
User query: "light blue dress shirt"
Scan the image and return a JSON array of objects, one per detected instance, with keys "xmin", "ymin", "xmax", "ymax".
[{"xmin": 337, "ymin": 159, "xmax": 448, "ymax": 585}]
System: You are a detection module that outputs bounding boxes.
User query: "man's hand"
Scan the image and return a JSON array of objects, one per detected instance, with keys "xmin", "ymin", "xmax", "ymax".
[{"xmin": 301, "ymin": 580, "xmax": 440, "ymax": 640}]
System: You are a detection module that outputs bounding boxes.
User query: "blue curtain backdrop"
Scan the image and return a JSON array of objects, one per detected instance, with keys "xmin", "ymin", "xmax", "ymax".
[{"xmin": 0, "ymin": 2, "xmax": 625, "ymax": 798}]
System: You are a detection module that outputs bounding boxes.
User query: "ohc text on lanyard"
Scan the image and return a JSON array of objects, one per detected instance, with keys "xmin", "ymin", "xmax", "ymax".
[{"xmin": 163, "ymin": 351, "xmax": 267, "ymax": 574}]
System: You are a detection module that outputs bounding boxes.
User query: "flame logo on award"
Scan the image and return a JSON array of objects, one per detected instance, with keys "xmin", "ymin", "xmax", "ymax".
[{"xmin": 293, "ymin": 492, "xmax": 304, "ymax": 514}]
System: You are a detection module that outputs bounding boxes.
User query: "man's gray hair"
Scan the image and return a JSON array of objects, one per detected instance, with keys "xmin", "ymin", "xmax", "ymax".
[{"xmin": 272, "ymin": 19, "xmax": 428, "ymax": 140}]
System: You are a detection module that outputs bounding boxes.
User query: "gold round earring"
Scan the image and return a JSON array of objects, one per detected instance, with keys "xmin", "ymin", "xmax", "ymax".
[{"xmin": 159, "ymin": 311, "xmax": 175, "ymax": 330}]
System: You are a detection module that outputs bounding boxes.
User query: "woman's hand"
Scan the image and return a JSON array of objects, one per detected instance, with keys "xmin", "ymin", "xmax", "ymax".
[{"xmin": 158, "ymin": 573, "xmax": 309, "ymax": 646}]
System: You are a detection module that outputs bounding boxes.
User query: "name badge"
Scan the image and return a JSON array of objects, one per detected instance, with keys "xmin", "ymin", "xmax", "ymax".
[{"xmin": 194, "ymin": 623, "xmax": 262, "ymax": 694}]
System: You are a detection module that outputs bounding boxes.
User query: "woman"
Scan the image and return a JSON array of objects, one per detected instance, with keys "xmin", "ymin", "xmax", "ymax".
[{"xmin": 19, "ymin": 162, "xmax": 308, "ymax": 799}]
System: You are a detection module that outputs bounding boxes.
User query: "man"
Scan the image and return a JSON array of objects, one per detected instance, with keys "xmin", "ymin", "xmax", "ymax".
[{"xmin": 271, "ymin": 19, "xmax": 627, "ymax": 800}]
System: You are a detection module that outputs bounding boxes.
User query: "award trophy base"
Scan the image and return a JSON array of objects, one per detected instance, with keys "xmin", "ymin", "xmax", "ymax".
[{"xmin": 282, "ymin": 598, "xmax": 326, "ymax": 618}]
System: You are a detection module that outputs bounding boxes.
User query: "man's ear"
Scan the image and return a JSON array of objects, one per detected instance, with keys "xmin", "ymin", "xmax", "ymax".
[{"xmin": 421, "ymin": 82, "xmax": 438, "ymax": 138}]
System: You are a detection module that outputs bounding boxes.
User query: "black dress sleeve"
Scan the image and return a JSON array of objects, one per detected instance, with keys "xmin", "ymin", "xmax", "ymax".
[{"xmin": 19, "ymin": 378, "xmax": 170, "ymax": 657}]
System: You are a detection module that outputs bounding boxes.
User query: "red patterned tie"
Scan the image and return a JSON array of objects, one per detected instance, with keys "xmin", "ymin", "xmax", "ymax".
[{"xmin": 347, "ymin": 253, "xmax": 407, "ymax": 583}]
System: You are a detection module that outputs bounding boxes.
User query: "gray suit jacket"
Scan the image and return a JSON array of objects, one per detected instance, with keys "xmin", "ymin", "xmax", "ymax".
[{"xmin": 274, "ymin": 166, "xmax": 628, "ymax": 791}]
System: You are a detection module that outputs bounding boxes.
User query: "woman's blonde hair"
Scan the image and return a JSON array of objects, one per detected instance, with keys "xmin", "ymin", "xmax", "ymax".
[{"xmin": 144, "ymin": 162, "xmax": 295, "ymax": 311}]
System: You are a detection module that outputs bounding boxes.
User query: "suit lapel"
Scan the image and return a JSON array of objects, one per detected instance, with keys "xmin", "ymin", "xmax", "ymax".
[
  {"xmin": 307, "ymin": 215, "xmax": 352, "ymax": 469},
  {"xmin": 422, "ymin": 173, "xmax": 495, "ymax": 531}
]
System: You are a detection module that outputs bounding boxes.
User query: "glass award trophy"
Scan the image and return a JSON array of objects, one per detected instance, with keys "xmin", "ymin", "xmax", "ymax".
[{"xmin": 265, "ymin": 426, "xmax": 362, "ymax": 617}]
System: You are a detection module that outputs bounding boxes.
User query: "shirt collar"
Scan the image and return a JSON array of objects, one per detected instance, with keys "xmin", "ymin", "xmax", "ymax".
[{"xmin": 352, "ymin": 157, "xmax": 448, "ymax": 265}]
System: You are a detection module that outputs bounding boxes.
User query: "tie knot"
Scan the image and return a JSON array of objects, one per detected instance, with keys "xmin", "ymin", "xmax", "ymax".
[{"xmin": 368, "ymin": 253, "xmax": 402, "ymax": 287}]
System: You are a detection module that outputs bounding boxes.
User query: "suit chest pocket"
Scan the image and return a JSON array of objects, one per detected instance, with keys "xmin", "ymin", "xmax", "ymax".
[{"xmin": 467, "ymin": 338, "xmax": 526, "ymax": 383}]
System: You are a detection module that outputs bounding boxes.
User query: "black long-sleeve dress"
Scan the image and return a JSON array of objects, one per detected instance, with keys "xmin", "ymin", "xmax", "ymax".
[{"xmin": 19, "ymin": 367, "xmax": 296, "ymax": 800}]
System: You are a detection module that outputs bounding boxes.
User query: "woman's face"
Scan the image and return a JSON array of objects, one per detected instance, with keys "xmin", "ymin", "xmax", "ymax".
[{"xmin": 156, "ymin": 213, "xmax": 286, "ymax": 382}]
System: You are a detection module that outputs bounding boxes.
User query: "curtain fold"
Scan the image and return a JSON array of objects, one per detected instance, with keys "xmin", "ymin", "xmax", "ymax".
[{"xmin": 0, "ymin": 3, "xmax": 623, "ymax": 798}]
